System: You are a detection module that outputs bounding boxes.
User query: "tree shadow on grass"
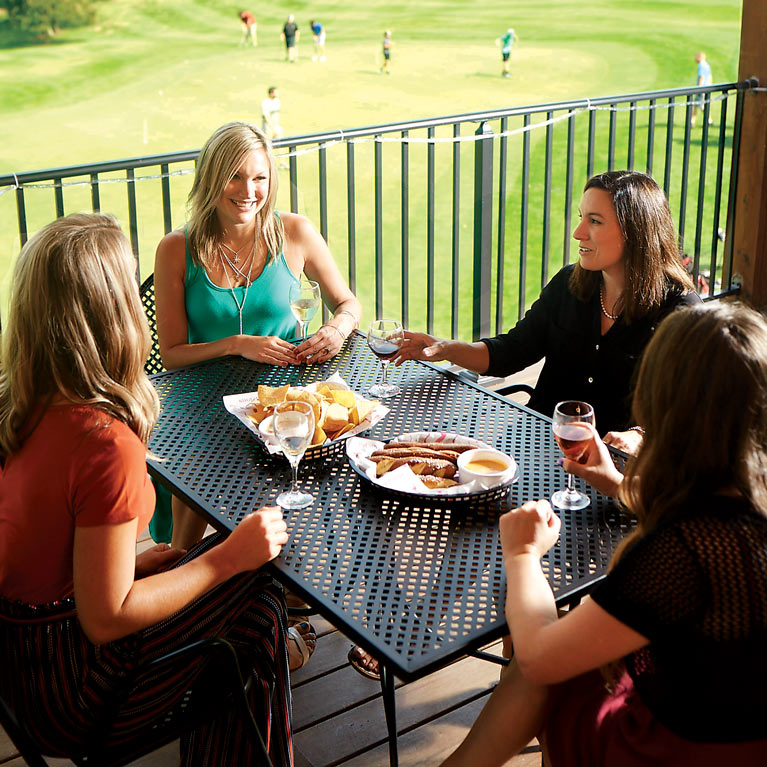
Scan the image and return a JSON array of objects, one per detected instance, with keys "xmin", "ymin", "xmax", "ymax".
[{"xmin": 0, "ymin": 18, "xmax": 88, "ymax": 50}]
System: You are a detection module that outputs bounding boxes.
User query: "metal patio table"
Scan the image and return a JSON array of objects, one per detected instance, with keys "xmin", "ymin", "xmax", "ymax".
[{"xmin": 147, "ymin": 331, "xmax": 634, "ymax": 766}]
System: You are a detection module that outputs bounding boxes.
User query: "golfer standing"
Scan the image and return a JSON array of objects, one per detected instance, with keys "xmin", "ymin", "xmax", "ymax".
[{"xmin": 496, "ymin": 27, "xmax": 519, "ymax": 78}]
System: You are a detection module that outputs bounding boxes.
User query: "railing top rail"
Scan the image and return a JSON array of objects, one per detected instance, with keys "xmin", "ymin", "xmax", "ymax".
[{"xmin": 0, "ymin": 79, "xmax": 757, "ymax": 188}]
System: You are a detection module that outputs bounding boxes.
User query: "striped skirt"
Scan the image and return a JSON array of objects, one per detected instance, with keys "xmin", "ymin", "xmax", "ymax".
[{"xmin": 0, "ymin": 534, "xmax": 293, "ymax": 766}]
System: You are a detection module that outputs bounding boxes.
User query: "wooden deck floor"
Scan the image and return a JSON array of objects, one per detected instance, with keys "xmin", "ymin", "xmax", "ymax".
[
  {"xmin": 1, "ymin": 613, "xmax": 541, "ymax": 767},
  {"xmin": 1, "ymin": 367, "xmax": 545, "ymax": 767}
]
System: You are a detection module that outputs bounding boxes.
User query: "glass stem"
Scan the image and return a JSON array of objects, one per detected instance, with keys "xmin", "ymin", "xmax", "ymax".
[
  {"xmin": 381, "ymin": 360, "xmax": 390, "ymax": 385},
  {"xmin": 290, "ymin": 458, "xmax": 300, "ymax": 493},
  {"xmin": 565, "ymin": 471, "xmax": 575, "ymax": 493}
]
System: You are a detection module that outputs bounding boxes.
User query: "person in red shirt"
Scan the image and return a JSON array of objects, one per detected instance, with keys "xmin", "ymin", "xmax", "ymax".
[
  {"xmin": 0, "ymin": 213, "xmax": 310, "ymax": 764},
  {"xmin": 239, "ymin": 10, "xmax": 257, "ymax": 46}
]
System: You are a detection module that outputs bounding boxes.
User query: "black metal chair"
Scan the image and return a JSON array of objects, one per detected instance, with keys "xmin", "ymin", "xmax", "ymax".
[
  {"xmin": 0, "ymin": 637, "xmax": 273, "ymax": 767},
  {"xmin": 455, "ymin": 368, "xmax": 535, "ymax": 402},
  {"xmin": 139, "ymin": 273, "xmax": 165, "ymax": 375}
]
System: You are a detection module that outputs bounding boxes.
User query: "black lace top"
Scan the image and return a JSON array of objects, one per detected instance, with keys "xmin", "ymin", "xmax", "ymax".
[{"xmin": 590, "ymin": 496, "xmax": 767, "ymax": 741}]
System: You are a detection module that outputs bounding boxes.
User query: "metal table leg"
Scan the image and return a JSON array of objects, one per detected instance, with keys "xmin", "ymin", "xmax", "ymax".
[{"xmin": 380, "ymin": 664, "xmax": 399, "ymax": 767}]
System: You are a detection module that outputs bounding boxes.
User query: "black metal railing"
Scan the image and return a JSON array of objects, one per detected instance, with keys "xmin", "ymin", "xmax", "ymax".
[{"xmin": 0, "ymin": 79, "xmax": 757, "ymax": 335}]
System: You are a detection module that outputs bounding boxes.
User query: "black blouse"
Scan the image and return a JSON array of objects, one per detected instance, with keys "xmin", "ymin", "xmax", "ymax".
[
  {"xmin": 481, "ymin": 265, "xmax": 701, "ymax": 434},
  {"xmin": 590, "ymin": 496, "xmax": 767, "ymax": 741}
]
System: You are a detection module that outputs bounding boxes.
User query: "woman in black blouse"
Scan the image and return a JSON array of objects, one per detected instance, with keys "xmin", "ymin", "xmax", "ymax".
[
  {"xmin": 395, "ymin": 170, "xmax": 700, "ymax": 449},
  {"xmin": 441, "ymin": 302, "xmax": 767, "ymax": 766}
]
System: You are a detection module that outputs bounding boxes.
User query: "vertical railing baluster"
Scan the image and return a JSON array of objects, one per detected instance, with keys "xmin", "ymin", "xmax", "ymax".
[
  {"xmin": 663, "ymin": 97, "xmax": 675, "ymax": 196},
  {"xmin": 161, "ymin": 163, "xmax": 172, "ymax": 234},
  {"xmin": 126, "ymin": 168, "xmax": 140, "ymax": 265},
  {"xmin": 452, "ymin": 123, "xmax": 461, "ymax": 338},
  {"xmin": 519, "ymin": 114, "xmax": 531, "ymax": 321},
  {"xmin": 541, "ymin": 112, "xmax": 553, "ymax": 287},
  {"xmin": 54, "ymin": 177, "xmax": 64, "ymax": 218},
  {"xmin": 608, "ymin": 107, "xmax": 617, "ymax": 171},
  {"xmin": 495, "ymin": 117, "xmax": 508, "ymax": 335},
  {"xmin": 723, "ymin": 88, "xmax": 746, "ymax": 293},
  {"xmin": 289, "ymin": 146, "xmax": 298, "ymax": 213},
  {"xmin": 16, "ymin": 185, "xmax": 28, "ymax": 246},
  {"xmin": 646, "ymin": 99, "xmax": 656, "ymax": 175},
  {"xmin": 563, "ymin": 111, "xmax": 575, "ymax": 266},
  {"xmin": 692, "ymin": 103, "xmax": 711, "ymax": 290},
  {"xmin": 374, "ymin": 135, "xmax": 383, "ymax": 319},
  {"xmin": 587, "ymin": 109, "xmax": 595, "ymax": 179},
  {"xmin": 401, "ymin": 130, "xmax": 409, "ymax": 327},
  {"xmin": 627, "ymin": 101, "xmax": 636, "ymax": 169},
  {"xmin": 473, "ymin": 122, "xmax": 493, "ymax": 340},
  {"xmin": 90, "ymin": 173, "xmax": 100, "ymax": 212},
  {"xmin": 709, "ymin": 96, "xmax": 728, "ymax": 297},
  {"xmin": 427, "ymin": 126, "xmax": 436, "ymax": 334},
  {"xmin": 679, "ymin": 101, "xmax": 692, "ymax": 249},
  {"xmin": 346, "ymin": 140, "xmax": 357, "ymax": 295},
  {"xmin": 318, "ymin": 143, "xmax": 329, "ymax": 322}
]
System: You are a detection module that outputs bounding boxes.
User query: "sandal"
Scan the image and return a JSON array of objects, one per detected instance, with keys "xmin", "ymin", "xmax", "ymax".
[
  {"xmin": 288, "ymin": 621, "xmax": 317, "ymax": 671},
  {"xmin": 348, "ymin": 644, "xmax": 381, "ymax": 681},
  {"xmin": 285, "ymin": 589, "xmax": 316, "ymax": 618}
]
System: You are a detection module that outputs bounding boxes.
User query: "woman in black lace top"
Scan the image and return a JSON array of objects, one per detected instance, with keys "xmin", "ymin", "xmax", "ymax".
[{"xmin": 441, "ymin": 302, "xmax": 767, "ymax": 767}]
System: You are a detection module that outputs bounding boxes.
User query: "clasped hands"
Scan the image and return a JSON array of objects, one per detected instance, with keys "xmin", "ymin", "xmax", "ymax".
[{"xmin": 238, "ymin": 325, "xmax": 346, "ymax": 366}]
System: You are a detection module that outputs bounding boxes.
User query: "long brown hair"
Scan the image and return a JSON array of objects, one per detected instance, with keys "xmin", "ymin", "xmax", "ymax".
[
  {"xmin": 0, "ymin": 213, "xmax": 159, "ymax": 456},
  {"xmin": 569, "ymin": 170, "xmax": 694, "ymax": 323},
  {"xmin": 187, "ymin": 122, "xmax": 282, "ymax": 269},
  {"xmin": 619, "ymin": 301, "xmax": 767, "ymax": 542}
]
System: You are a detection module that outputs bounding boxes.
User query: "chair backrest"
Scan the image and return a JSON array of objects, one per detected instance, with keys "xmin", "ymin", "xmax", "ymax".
[{"xmin": 139, "ymin": 274, "xmax": 165, "ymax": 375}]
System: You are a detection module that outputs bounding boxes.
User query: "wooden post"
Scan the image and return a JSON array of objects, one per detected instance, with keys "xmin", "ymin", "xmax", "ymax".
[{"xmin": 732, "ymin": 0, "xmax": 767, "ymax": 308}]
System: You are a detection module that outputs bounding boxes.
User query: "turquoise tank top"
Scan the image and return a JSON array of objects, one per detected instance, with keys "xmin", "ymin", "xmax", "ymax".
[{"xmin": 184, "ymin": 220, "xmax": 300, "ymax": 343}]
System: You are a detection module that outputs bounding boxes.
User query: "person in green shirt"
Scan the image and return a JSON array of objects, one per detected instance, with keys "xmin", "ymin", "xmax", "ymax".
[{"xmin": 496, "ymin": 27, "xmax": 519, "ymax": 78}]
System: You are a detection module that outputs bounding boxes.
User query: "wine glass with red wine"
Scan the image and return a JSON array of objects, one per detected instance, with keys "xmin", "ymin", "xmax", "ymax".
[
  {"xmin": 551, "ymin": 400, "xmax": 595, "ymax": 510},
  {"xmin": 367, "ymin": 319, "xmax": 404, "ymax": 398}
]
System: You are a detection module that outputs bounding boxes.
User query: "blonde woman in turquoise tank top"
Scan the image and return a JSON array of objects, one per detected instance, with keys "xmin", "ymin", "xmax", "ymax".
[{"xmin": 154, "ymin": 123, "xmax": 360, "ymax": 554}]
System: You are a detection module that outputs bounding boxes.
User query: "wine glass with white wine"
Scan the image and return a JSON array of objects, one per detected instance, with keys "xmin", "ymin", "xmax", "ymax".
[
  {"xmin": 551, "ymin": 400, "xmax": 595, "ymax": 510},
  {"xmin": 273, "ymin": 400, "xmax": 315, "ymax": 509},
  {"xmin": 290, "ymin": 278, "xmax": 321, "ymax": 341}
]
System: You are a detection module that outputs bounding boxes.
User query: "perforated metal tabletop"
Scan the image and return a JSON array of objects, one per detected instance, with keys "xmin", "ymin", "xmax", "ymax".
[{"xmin": 148, "ymin": 331, "xmax": 634, "ymax": 682}]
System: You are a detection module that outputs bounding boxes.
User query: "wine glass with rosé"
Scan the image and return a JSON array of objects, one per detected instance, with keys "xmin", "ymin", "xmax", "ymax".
[
  {"xmin": 551, "ymin": 400, "xmax": 595, "ymax": 510},
  {"xmin": 367, "ymin": 319, "xmax": 404, "ymax": 398}
]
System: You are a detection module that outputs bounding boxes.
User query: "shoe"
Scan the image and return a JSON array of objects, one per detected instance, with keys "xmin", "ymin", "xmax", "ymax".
[
  {"xmin": 285, "ymin": 589, "xmax": 316, "ymax": 617},
  {"xmin": 348, "ymin": 644, "xmax": 380, "ymax": 680},
  {"xmin": 502, "ymin": 72, "xmax": 510, "ymax": 78},
  {"xmin": 288, "ymin": 621, "xmax": 317, "ymax": 671}
]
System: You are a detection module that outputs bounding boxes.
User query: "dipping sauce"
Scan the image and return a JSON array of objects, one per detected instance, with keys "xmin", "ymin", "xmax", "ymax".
[{"xmin": 462, "ymin": 458, "xmax": 509, "ymax": 474}]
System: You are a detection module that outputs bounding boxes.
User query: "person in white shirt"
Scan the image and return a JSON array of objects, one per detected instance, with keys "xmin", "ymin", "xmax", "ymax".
[{"xmin": 261, "ymin": 86, "xmax": 282, "ymax": 142}]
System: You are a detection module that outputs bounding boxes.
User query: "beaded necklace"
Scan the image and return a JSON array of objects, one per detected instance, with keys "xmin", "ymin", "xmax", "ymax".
[{"xmin": 599, "ymin": 285, "xmax": 620, "ymax": 321}]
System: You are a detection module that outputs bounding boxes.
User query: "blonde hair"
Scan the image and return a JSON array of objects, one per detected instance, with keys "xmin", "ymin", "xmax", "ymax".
[
  {"xmin": 569, "ymin": 171, "xmax": 695, "ymax": 323},
  {"xmin": 620, "ymin": 301, "xmax": 767, "ymax": 540},
  {"xmin": 0, "ymin": 213, "xmax": 159, "ymax": 456},
  {"xmin": 187, "ymin": 122, "xmax": 282, "ymax": 269}
]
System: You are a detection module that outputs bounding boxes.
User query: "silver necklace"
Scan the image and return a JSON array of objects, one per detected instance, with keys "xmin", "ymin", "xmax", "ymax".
[
  {"xmin": 599, "ymin": 285, "xmax": 620, "ymax": 321},
  {"xmin": 218, "ymin": 247, "xmax": 256, "ymax": 335},
  {"xmin": 220, "ymin": 240, "xmax": 249, "ymax": 264},
  {"xmin": 218, "ymin": 244, "xmax": 255, "ymax": 285}
]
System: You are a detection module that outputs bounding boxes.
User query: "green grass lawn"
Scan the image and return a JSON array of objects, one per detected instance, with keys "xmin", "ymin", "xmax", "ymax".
[{"xmin": 0, "ymin": 0, "xmax": 743, "ymax": 328}]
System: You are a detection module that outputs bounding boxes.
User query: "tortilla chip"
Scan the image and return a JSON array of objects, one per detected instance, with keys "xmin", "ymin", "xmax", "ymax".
[
  {"xmin": 334, "ymin": 423, "xmax": 356, "ymax": 438},
  {"xmin": 286, "ymin": 388, "xmax": 322, "ymax": 422},
  {"xmin": 355, "ymin": 398, "xmax": 378, "ymax": 423},
  {"xmin": 246, "ymin": 404, "xmax": 271, "ymax": 424},
  {"xmin": 311, "ymin": 424, "xmax": 327, "ymax": 446},
  {"xmin": 258, "ymin": 384, "xmax": 289, "ymax": 406},
  {"xmin": 323, "ymin": 402, "xmax": 350, "ymax": 432},
  {"xmin": 330, "ymin": 389, "xmax": 356, "ymax": 409}
]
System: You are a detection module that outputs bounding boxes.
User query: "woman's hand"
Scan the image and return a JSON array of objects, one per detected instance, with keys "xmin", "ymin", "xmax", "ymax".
[
  {"xmin": 222, "ymin": 506, "xmax": 289, "ymax": 572},
  {"xmin": 237, "ymin": 335, "xmax": 298, "ymax": 366},
  {"xmin": 562, "ymin": 427, "xmax": 624, "ymax": 498},
  {"xmin": 500, "ymin": 500, "xmax": 561, "ymax": 559},
  {"xmin": 135, "ymin": 544, "xmax": 186, "ymax": 578},
  {"xmin": 603, "ymin": 428, "xmax": 643, "ymax": 456},
  {"xmin": 393, "ymin": 331, "xmax": 448, "ymax": 364},
  {"xmin": 294, "ymin": 323, "xmax": 345, "ymax": 364}
]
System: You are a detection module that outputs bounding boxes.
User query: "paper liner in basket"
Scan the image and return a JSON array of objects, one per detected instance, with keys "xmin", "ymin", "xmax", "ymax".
[
  {"xmin": 346, "ymin": 431, "xmax": 518, "ymax": 496},
  {"xmin": 223, "ymin": 372, "xmax": 389, "ymax": 454}
]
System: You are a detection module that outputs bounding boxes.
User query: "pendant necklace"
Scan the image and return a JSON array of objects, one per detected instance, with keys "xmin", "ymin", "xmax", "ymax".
[
  {"xmin": 220, "ymin": 240, "xmax": 249, "ymax": 264},
  {"xmin": 599, "ymin": 285, "xmax": 620, "ymax": 321},
  {"xmin": 219, "ymin": 243, "xmax": 255, "ymax": 284},
  {"xmin": 218, "ymin": 247, "xmax": 256, "ymax": 335}
]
